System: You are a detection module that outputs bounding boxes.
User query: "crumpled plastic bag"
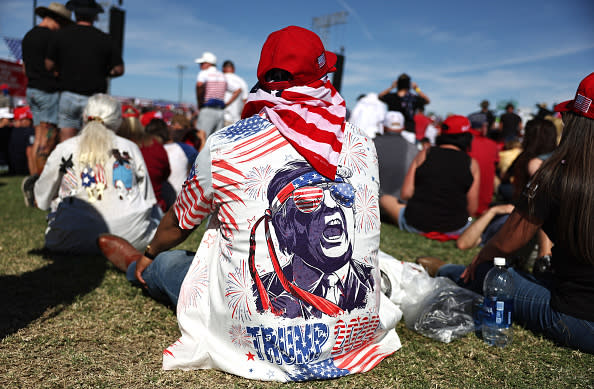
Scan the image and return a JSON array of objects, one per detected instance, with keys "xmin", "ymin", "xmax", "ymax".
[{"xmin": 378, "ymin": 251, "xmax": 482, "ymax": 343}]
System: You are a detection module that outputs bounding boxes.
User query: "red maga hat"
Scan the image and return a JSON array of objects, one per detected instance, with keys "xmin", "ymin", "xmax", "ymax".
[
  {"xmin": 554, "ymin": 72, "xmax": 594, "ymax": 120},
  {"xmin": 140, "ymin": 110, "xmax": 163, "ymax": 127},
  {"xmin": 442, "ymin": 115, "xmax": 471, "ymax": 134},
  {"xmin": 121, "ymin": 104, "xmax": 140, "ymax": 119},
  {"xmin": 14, "ymin": 106, "xmax": 33, "ymax": 120},
  {"xmin": 257, "ymin": 26, "xmax": 337, "ymax": 90}
]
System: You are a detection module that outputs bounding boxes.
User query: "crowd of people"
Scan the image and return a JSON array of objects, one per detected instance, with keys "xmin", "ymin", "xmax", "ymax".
[{"xmin": 0, "ymin": 0, "xmax": 592, "ymax": 382}]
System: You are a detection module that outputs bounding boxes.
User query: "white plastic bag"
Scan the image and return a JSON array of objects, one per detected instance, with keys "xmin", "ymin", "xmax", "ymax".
[{"xmin": 378, "ymin": 251, "xmax": 481, "ymax": 343}]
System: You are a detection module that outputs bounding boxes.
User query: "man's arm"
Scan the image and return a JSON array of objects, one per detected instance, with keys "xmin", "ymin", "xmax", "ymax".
[
  {"xmin": 411, "ymin": 81, "xmax": 430, "ymax": 104},
  {"xmin": 225, "ymin": 88, "xmax": 241, "ymax": 107},
  {"xmin": 135, "ymin": 208, "xmax": 194, "ymax": 286},
  {"xmin": 45, "ymin": 58, "xmax": 56, "ymax": 73},
  {"xmin": 378, "ymin": 80, "xmax": 397, "ymax": 99},
  {"xmin": 466, "ymin": 158, "xmax": 481, "ymax": 217},
  {"xmin": 109, "ymin": 64, "xmax": 124, "ymax": 78},
  {"xmin": 462, "ymin": 210, "xmax": 541, "ymax": 282},
  {"xmin": 196, "ymin": 82, "xmax": 205, "ymax": 107}
]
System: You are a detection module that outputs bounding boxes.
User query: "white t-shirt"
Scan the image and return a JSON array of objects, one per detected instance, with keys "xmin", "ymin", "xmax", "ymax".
[
  {"xmin": 223, "ymin": 72, "xmax": 248, "ymax": 124},
  {"xmin": 34, "ymin": 134, "xmax": 160, "ymax": 253},
  {"xmin": 349, "ymin": 93, "xmax": 387, "ymax": 139},
  {"xmin": 163, "ymin": 142, "xmax": 191, "ymax": 196}
]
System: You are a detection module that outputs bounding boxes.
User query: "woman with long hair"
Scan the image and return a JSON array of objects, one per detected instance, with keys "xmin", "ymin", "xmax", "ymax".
[
  {"xmin": 499, "ymin": 118, "xmax": 557, "ymax": 201},
  {"xmin": 119, "ymin": 112, "xmax": 171, "ymax": 212},
  {"xmin": 380, "ymin": 114, "xmax": 480, "ymax": 238},
  {"xmin": 421, "ymin": 73, "xmax": 594, "ymax": 353},
  {"xmin": 34, "ymin": 94, "xmax": 161, "ymax": 254}
]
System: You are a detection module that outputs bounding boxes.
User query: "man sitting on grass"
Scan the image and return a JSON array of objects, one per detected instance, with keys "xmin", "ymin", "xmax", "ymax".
[{"xmin": 98, "ymin": 26, "xmax": 401, "ymax": 381}]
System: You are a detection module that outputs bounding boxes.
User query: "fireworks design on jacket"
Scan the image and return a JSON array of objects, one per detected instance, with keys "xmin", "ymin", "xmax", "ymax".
[
  {"xmin": 228, "ymin": 324, "xmax": 252, "ymax": 348},
  {"xmin": 244, "ymin": 165, "xmax": 274, "ymax": 200},
  {"xmin": 338, "ymin": 130, "xmax": 369, "ymax": 175},
  {"xmin": 225, "ymin": 260, "xmax": 253, "ymax": 321},
  {"xmin": 178, "ymin": 256, "xmax": 209, "ymax": 312},
  {"xmin": 354, "ymin": 184, "xmax": 379, "ymax": 232}
]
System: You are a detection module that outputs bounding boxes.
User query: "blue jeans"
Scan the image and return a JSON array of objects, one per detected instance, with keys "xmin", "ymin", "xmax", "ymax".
[
  {"xmin": 398, "ymin": 207, "xmax": 472, "ymax": 237},
  {"xmin": 437, "ymin": 264, "xmax": 594, "ymax": 353},
  {"xmin": 126, "ymin": 250, "xmax": 194, "ymax": 307},
  {"xmin": 58, "ymin": 91, "xmax": 89, "ymax": 129},
  {"xmin": 26, "ymin": 88, "xmax": 59, "ymax": 126}
]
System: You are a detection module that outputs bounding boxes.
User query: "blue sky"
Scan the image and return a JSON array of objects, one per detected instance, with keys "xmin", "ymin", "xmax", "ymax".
[{"xmin": 1, "ymin": 0, "xmax": 593, "ymax": 117}]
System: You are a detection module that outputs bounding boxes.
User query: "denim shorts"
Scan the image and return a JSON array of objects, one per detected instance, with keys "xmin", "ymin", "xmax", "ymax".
[
  {"xmin": 58, "ymin": 91, "xmax": 89, "ymax": 129},
  {"xmin": 398, "ymin": 206, "xmax": 472, "ymax": 236},
  {"xmin": 26, "ymin": 88, "xmax": 59, "ymax": 126}
]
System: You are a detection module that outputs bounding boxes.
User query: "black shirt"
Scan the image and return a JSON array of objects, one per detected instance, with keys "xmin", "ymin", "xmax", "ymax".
[
  {"xmin": 379, "ymin": 92, "xmax": 427, "ymax": 132},
  {"xmin": 47, "ymin": 24, "xmax": 123, "ymax": 96},
  {"xmin": 500, "ymin": 112, "xmax": 521, "ymax": 141},
  {"xmin": 516, "ymin": 179, "xmax": 594, "ymax": 322},
  {"xmin": 8, "ymin": 126, "xmax": 35, "ymax": 175},
  {"xmin": 22, "ymin": 26, "xmax": 59, "ymax": 92},
  {"xmin": 404, "ymin": 147, "xmax": 473, "ymax": 232}
]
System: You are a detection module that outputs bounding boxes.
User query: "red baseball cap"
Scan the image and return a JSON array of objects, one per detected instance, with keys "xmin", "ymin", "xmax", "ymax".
[
  {"xmin": 122, "ymin": 104, "xmax": 140, "ymax": 118},
  {"xmin": 554, "ymin": 72, "xmax": 594, "ymax": 120},
  {"xmin": 442, "ymin": 115, "xmax": 471, "ymax": 134},
  {"xmin": 257, "ymin": 26, "xmax": 337, "ymax": 90},
  {"xmin": 14, "ymin": 106, "xmax": 33, "ymax": 120},
  {"xmin": 140, "ymin": 110, "xmax": 163, "ymax": 127}
]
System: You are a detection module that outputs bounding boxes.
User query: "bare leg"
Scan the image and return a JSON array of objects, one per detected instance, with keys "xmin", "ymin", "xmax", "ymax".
[{"xmin": 59, "ymin": 127, "xmax": 78, "ymax": 142}]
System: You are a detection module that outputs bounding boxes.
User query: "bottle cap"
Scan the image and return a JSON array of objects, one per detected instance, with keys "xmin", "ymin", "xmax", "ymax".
[{"xmin": 494, "ymin": 257, "xmax": 506, "ymax": 266}]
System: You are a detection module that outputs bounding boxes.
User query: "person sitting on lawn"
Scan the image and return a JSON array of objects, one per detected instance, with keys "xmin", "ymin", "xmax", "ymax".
[
  {"xmin": 379, "ymin": 114, "xmax": 480, "ymax": 239},
  {"xmin": 96, "ymin": 26, "xmax": 401, "ymax": 381},
  {"xmin": 416, "ymin": 73, "xmax": 594, "ymax": 354},
  {"xmin": 33, "ymin": 94, "xmax": 161, "ymax": 254}
]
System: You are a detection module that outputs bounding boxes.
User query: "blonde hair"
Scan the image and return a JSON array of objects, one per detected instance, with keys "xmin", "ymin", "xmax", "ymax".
[
  {"xmin": 119, "ymin": 116, "xmax": 145, "ymax": 143},
  {"xmin": 78, "ymin": 94, "xmax": 122, "ymax": 167}
]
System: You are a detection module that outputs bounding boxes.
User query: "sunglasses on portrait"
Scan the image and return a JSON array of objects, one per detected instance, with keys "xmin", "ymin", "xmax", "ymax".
[{"xmin": 290, "ymin": 182, "xmax": 355, "ymax": 213}]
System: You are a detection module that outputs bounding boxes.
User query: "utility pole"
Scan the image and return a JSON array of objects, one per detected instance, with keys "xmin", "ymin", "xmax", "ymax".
[
  {"xmin": 33, "ymin": 0, "xmax": 37, "ymax": 28},
  {"xmin": 177, "ymin": 64, "xmax": 186, "ymax": 104},
  {"xmin": 312, "ymin": 12, "xmax": 348, "ymax": 93}
]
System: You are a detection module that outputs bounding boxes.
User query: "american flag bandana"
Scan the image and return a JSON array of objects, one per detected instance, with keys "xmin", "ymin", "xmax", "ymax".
[{"xmin": 241, "ymin": 76, "xmax": 346, "ymax": 180}]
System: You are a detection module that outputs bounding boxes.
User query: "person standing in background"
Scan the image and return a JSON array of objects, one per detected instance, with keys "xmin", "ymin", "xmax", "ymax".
[
  {"xmin": 22, "ymin": 2, "xmax": 72, "ymax": 180},
  {"xmin": 45, "ymin": 0, "xmax": 124, "ymax": 141},
  {"xmin": 378, "ymin": 73, "xmax": 430, "ymax": 135},
  {"xmin": 499, "ymin": 103, "xmax": 522, "ymax": 142},
  {"xmin": 222, "ymin": 60, "xmax": 248, "ymax": 127},
  {"xmin": 194, "ymin": 52, "xmax": 226, "ymax": 136}
]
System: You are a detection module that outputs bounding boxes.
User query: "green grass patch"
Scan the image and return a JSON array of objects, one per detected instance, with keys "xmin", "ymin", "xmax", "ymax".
[{"xmin": 1, "ymin": 175, "xmax": 592, "ymax": 388}]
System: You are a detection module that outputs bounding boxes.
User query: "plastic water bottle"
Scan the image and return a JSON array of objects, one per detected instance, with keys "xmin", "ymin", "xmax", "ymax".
[{"xmin": 482, "ymin": 257, "xmax": 514, "ymax": 347}]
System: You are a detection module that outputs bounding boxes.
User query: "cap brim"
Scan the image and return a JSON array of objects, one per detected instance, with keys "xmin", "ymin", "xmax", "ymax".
[
  {"xmin": 325, "ymin": 51, "xmax": 337, "ymax": 73},
  {"xmin": 554, "ymin": 99, "xmax": 572, "ymax": 113}
]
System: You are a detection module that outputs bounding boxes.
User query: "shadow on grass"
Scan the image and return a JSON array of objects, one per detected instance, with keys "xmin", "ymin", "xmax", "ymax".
[{"xmin": 0, "ymin": 250, "xmax": 107, "ymax": 339}]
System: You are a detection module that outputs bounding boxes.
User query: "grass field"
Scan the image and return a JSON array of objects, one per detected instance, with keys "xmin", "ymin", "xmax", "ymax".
[{"xmin": 1, "ymin": 174, "xmax": 592, "ymax": 388}]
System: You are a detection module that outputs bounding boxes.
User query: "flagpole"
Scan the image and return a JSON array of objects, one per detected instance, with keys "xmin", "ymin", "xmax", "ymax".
[{"xmin": 33, "ymin": 0, "xmax": 37, "ymax": 28}]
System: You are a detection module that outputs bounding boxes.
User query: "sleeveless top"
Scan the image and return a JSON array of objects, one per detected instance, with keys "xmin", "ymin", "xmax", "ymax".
[{"xmin": 404, "ymin": 147, "xmax": 473, "ymax": 232}]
